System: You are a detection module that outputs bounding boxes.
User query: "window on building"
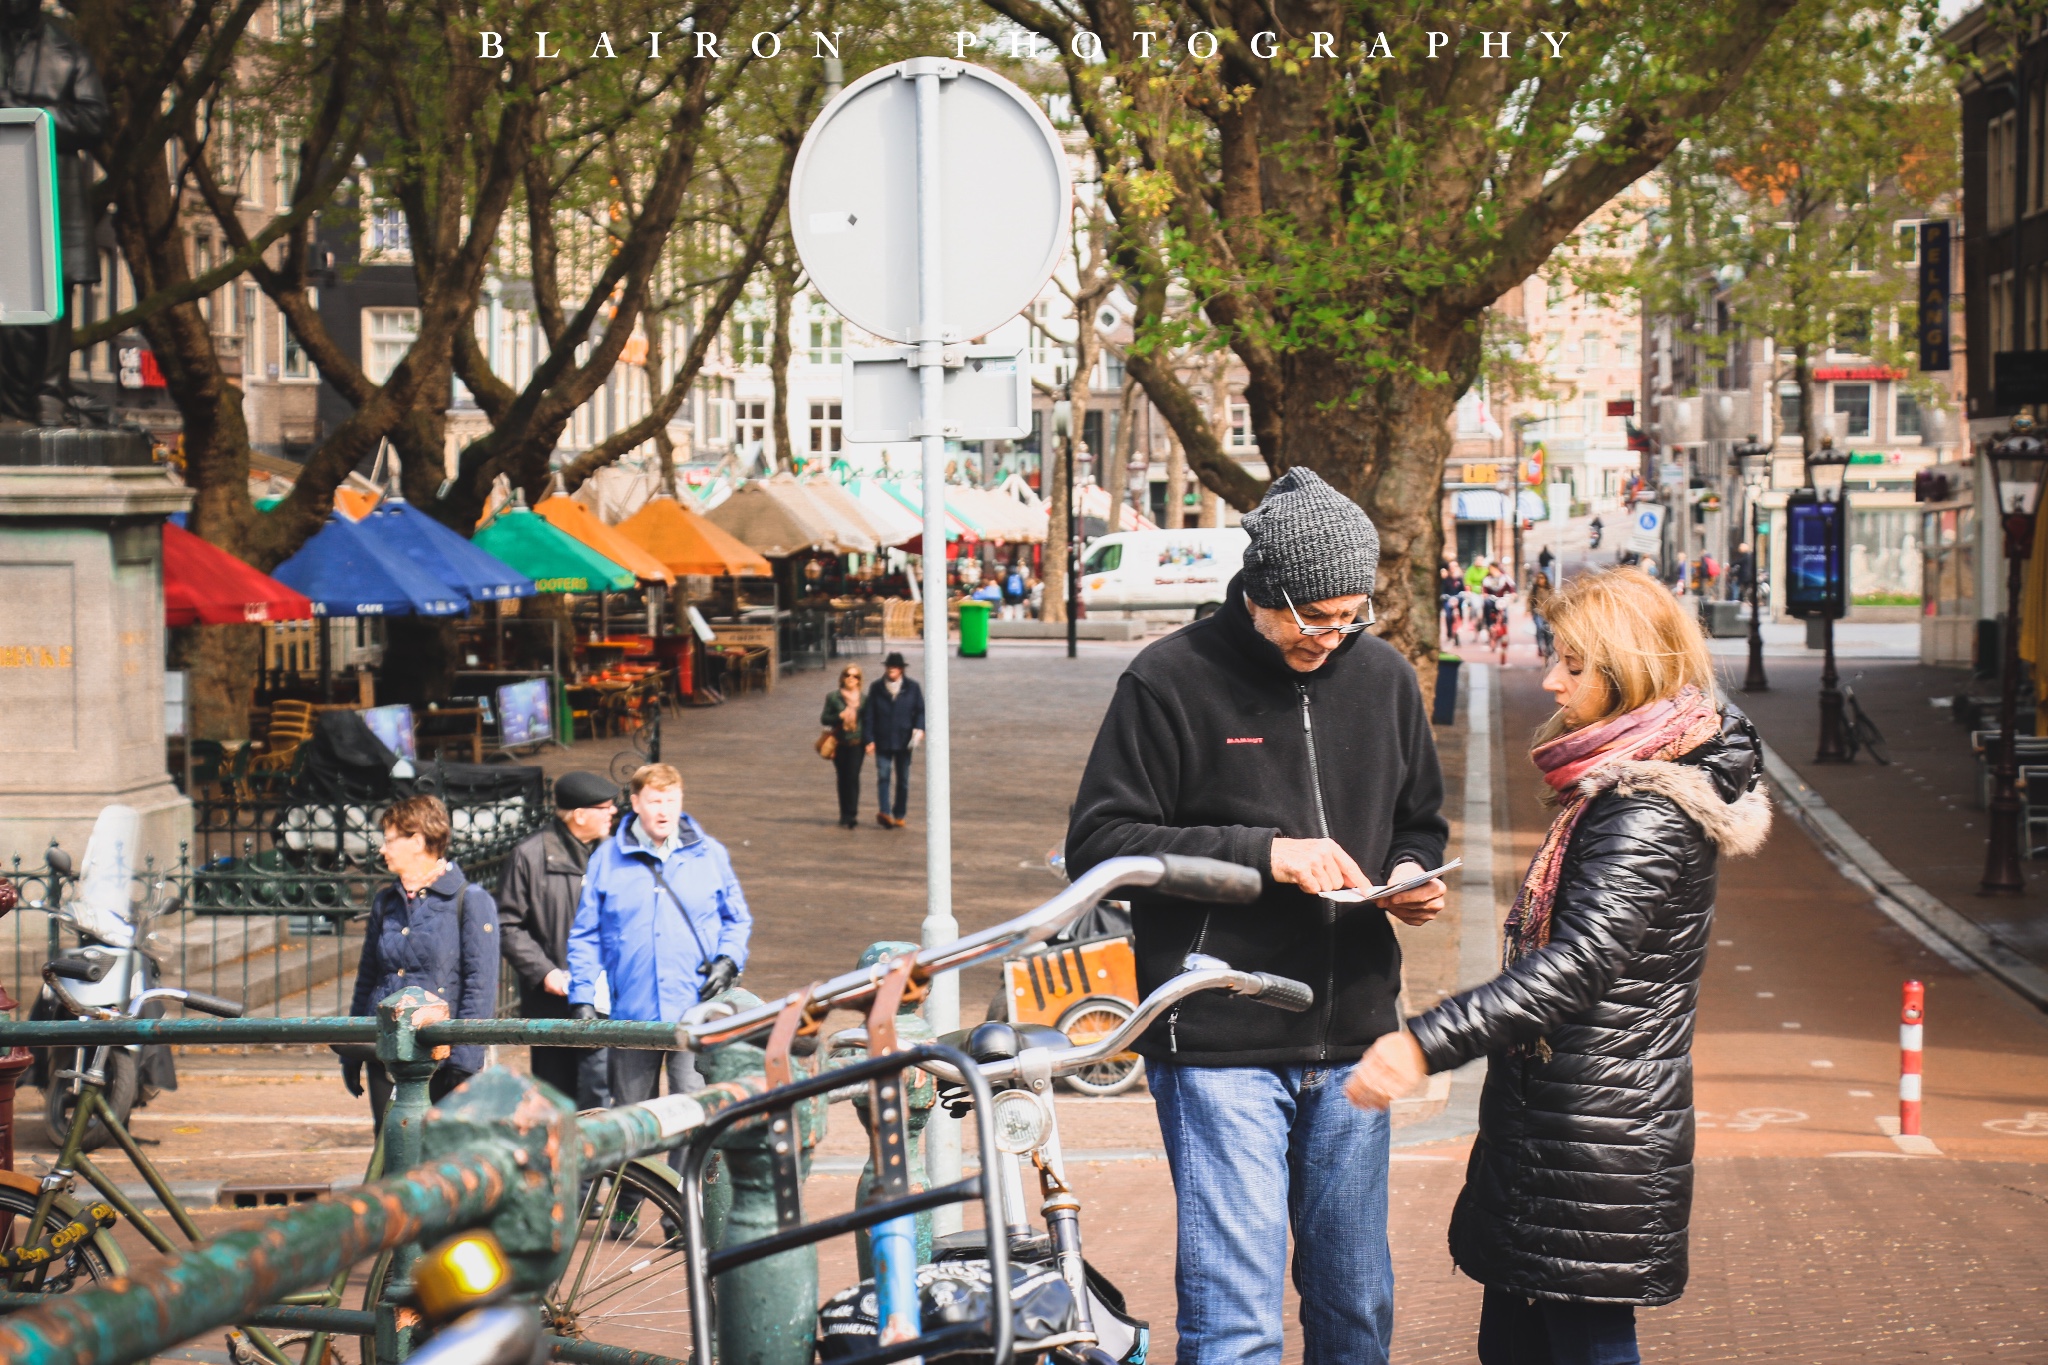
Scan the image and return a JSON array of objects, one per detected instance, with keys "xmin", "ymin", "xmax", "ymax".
[
  {"xmin": 1547, "ymin": 278, "xmax": 1567, "ymax": 312},
  {"xmin": 1991, "ymin": 271, "xmax": 2014, "ymax": 353},
  {"xmin": 283, "ymin": 318, "xmax": 310, "ymax": 378},
  {"xmin": 1833, "ymin": 309, "xmax": 1871, "ymax": 354},
  {"xmin": 1616, "ymin": 332, "xmax": 1637, "ymax": 364},
  {"xmin": 1582, "ymin": 395, "xmax": 1602, "ymax": 432},
  {"xmin": 1989, "ymin": 110, "xmax": 2017, "ymax": 230},
  {"xmin": 1896, "ymin": 389, "xmax": 1922, "ymax": 438},
  {"xmin": 1897, "ymin": 220, "xmax": 1920, "ymax": 268},
  {"xmin": 1227, "ymin": 402, "xmax": 1254, "ymax": 451},
  {"xmin": 1779, "ymin": 382, "xmax": 1803, "ymax": 438},
  {"xmin": 277, "ymin": 0, "xmax": 309, "ymax": 34},
  {"xmin": 1101, "ymin": 349, "xmax": 1125, "ymax": 389},
  {"xmin": 1833, "ymin": 382, "xmax": 1872, "ymax": 439},
  {"xmin": 1581, "ymin": 336, "xmax": 1601, "ymax": 366},
  {"xmin": 807, "ymin": 317, "xmax": 842, "ymax": 366},
  {"xmin": 2034, "ymin": 86, "xmax": 2047, "ymax": 218},
  {"xmin": 735, "ymin": 400, "xmax": 768, "ymax": 451},
  {"xmin": 808, "ymin": 402, "xmax": 843, "ymax": 455},
  {"xmin": 729, "ymin": 317, "xmax": 769, "ymax": 366},
  {"xmin": 367, "ymin": 205, "xmax": 410, "ymax": 259},
  {"xmin": 364, "ymin": 308, "xmax": 419, "ymax": 385}
]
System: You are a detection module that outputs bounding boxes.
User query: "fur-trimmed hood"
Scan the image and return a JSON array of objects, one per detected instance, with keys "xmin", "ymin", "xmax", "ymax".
[{"xmin": 1578, "ymin": 759, "xmax": 1772, "ymax": 858}]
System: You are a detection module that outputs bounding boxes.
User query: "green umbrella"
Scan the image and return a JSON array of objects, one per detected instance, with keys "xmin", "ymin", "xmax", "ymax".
[{"xmin": 473, "ymin": 504, "xmax": 635, "ymax": 593}]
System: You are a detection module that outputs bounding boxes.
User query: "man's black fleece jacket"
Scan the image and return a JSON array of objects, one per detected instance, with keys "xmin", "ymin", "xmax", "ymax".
[{"xmin": 1066, "ymin": 579, "xmax": 1448, "ymax": 1067}]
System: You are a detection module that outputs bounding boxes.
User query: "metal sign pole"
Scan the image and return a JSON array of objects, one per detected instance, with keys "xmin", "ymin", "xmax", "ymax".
[{"xmin": 910, "ymin": 60, "xmax": 963, "ymax": 1224}]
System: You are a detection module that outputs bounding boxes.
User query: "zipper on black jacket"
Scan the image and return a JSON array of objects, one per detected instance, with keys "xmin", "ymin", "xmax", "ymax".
[
  {"xmin": 1168, "ymin": 911, "xmax": 1214, "ymax": 1055},
  {"xmin": 1300, "ymin": 683, "xmax": 1338, "ymax": 1061}
]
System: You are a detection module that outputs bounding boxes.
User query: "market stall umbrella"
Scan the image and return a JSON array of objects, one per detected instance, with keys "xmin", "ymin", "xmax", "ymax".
[
  {"xmin": 162, "ymin": 523, "xmax": 315, "ymax": 626},
  {"xmin": 617, "ymin": 495, "xmax": 772, "ymax": 577},
  {"xmin": 800, "ymin": 477, "xmax": 891, "ymax": 549},
  {"xmin": 473, "ymin": 503, "xmax": 636, "ymax": 593},
  {"xmin": 535, "ymin": 495, "xmax": 676, "ymax": 586},
  {"xmin": 846, "ymin": 479, "xmax": 924, "ymax": 547},
  {"xmin": 270, "ymin": 512, "xmax": 471, "ymax": 617},
  {"xmin": 882, "ymin": 481, "xmax": 974, "ymax": 556},
  {"xmin": 769, "ymin": 473, "xmax": 876, "ymax": 554},
  {"xmin": 357, "ymin": 497, "xmax": 537, "ymax": 601},
  {"xmin": 708, "ymin": 474, "xmax": 874, "ymax": 558}
]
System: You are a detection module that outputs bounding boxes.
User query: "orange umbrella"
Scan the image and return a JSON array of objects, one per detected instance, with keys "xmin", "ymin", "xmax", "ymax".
[
  {"xmin": 618, "ymin": 495, "xmax": 772, "ymax": 577},
  {"xmin": 334, "ymin": 486, "xmax": 382, "ymax": 521},
  {"xmin": 535, "ymin": 495, "xmax": 676, "ymax": 586}
]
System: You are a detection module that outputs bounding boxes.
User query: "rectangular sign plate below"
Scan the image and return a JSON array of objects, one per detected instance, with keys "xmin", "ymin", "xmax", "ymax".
[
  {"xmin": 0, "ymin": 109, "xmax": 63, "ymax": 325},
  {"xmin": 842, "ymin": 344, "xmax": 1031, "ymax": 443}
]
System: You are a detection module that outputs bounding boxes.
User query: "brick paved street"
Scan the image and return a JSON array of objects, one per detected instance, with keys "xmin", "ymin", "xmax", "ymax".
[{"xmin": 22, "ymin": 630, "xmax": 2048, "ymax": 1363}]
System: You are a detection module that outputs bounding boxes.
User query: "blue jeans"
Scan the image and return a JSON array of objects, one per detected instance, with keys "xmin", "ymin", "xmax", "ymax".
[
  {"xmin": 1151, "ymin": 1061, "xmax": 1393, "ymax": 1365},
  {"xmin": 1477, "ymin": 1287, "xmax": 1639, "ymax": 1364},
  {"xmin": 875, "ymin": 747, "xmax": 912, "ymax": 818}
]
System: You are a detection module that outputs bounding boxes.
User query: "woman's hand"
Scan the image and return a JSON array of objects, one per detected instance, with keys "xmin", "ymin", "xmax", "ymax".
[{"xmin": 1345, "ymin": 1030, "xmax": 1428, "ymax": 1110}]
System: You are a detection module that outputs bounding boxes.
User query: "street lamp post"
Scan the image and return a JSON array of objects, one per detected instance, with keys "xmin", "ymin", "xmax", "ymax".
[
  {"xmin": 1807, "ymin": 439, "xmax": 1853, "ymax": 763},
  {"xmin": 1733, "ymin": 435, "xmax": 1772, "ymax": 693},
  {"xmin": 1980, "ymin": 417, "xmax": 2048, "ymax": 895}
]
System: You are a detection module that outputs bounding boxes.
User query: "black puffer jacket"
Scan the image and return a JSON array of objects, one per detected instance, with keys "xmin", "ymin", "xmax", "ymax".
[{"xmin": 1408, "ymin": 707, "xmax": 1770, "ymax": 1306}]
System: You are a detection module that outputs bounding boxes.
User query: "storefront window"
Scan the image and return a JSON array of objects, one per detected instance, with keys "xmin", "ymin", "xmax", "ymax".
[
  {"xmin": 1848, "ymin": 508, "xmax": 1918, "ymax": 604},
  {"xmin": 1832, "ymin": 383, "xmax": 1871, "ymax": 439},
  {"xmin": 1921, "ymin": 505, "xmax": 1976, "ymax": 618}
]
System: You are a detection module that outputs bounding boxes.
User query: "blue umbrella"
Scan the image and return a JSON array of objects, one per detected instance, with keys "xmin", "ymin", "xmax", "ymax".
[
  {"xmin": 271, "ymin": 512, "xmax": 469, "ymax": 617},
  {"xmin": 356, "ymin": 498, "xmax": 536, "ymax": 601}
]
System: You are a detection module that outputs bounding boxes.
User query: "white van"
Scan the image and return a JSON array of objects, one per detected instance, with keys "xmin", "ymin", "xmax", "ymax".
[{"xmin": 1078, "ymin": 528, "xmax": 1249, "ymax": 617}]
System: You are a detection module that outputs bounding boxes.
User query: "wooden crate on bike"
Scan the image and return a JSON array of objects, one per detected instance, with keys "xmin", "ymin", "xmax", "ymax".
[{"xmin": 995, "ymin": 934, "xmax": 1146, "ymax": 1095}]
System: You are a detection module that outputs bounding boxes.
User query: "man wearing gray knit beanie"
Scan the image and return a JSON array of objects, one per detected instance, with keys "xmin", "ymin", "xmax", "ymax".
[{"xmin": 1065, "ymin": 464, "xmax": 1449, "ymax": 1365}]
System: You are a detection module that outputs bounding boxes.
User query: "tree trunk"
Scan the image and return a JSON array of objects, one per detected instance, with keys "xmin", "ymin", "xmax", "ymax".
[
  {"xmin": 1042, "ymin": 427, "xmax": 1069, "ymax": 623},
  {"xmin": 646, "ymin": 321, "xmax": 679, "ymax": 495},
  {"xmin": 169, "ymin": 624, "xmax": 264, "ymax": 743},
  {"xmin": 1105, "ymin": 375, "xmax": 1136, "ymax": 534},
  {"xmin": 768, "ymin": 243, "xmax": 798, "ymax": 473},
  {"xmin": 380, "ymin": 618, "xmax": 463, "ymax": 708},
  {"xmin": 1164, "ymin": 431, "xmax": 1186, "ymax": 529}
]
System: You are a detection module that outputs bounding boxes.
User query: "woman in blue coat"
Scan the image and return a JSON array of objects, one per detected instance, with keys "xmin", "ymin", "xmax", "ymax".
[{"xmin": 344, "ymin": 794, "xmax": 500, "ymax": 1124}]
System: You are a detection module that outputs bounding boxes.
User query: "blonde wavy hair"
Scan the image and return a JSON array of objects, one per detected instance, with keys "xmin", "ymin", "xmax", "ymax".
[{"xmin": 1538, "ymin": 567, "xmax": 1715, "ymax": 742}]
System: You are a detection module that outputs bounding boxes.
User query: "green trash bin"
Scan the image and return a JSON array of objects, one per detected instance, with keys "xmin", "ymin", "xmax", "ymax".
[{"xmin": 959, "ymin": 600, "xmax": 991, "ymax": 658}]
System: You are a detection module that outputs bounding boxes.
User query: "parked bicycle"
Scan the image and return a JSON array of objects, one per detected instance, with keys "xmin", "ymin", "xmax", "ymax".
[
  {"xmin": 609, "ymin": 702, "xmax": 664, "ymax": 784},
  {"xmin": 1843, "ymin": 678, "xmax": 1890, "ymax": 765}
]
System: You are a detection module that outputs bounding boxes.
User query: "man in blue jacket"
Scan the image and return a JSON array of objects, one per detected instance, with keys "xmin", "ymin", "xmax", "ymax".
[
  {"xmin": 567, "ymin": 762, "xmax": 751, "ymax": 1111},
  {"xmin": 863, "ymin": 651, "xmax": 925, "ymax": 829}
]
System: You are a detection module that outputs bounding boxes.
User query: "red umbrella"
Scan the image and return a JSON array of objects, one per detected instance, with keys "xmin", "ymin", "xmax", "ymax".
[{"xmin": 163, "ymin": 523, "xmax": 315, "ymax": 626}]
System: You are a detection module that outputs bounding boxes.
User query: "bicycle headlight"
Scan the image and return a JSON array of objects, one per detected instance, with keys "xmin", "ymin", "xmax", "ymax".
[
  {"xmin": 991, "ymin": 1089, "xmax": 1049, "ymax": 1155},
  {"xmin": 412, "ymin": 1230, "xmax": 513, "ymax": 1323}
]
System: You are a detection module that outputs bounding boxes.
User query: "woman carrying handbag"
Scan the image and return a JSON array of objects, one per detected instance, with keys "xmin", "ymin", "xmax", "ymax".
[{"xmin": 820, "ymin": 663, "xmax": 868, "ymax": 829}]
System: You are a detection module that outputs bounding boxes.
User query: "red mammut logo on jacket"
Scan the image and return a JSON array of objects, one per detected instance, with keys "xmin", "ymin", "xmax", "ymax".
[{"xmin": 1226, "ymin": 737, "xmax": 1263, "ymax": 744}]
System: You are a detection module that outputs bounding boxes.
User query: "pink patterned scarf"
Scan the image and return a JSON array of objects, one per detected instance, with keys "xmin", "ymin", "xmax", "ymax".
[{"xmin": 1503, "ymin": 684, "xmax": 1724, "ymax": 967}]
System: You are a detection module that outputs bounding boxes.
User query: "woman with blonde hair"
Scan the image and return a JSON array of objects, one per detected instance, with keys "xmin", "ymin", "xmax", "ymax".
[{"xmin": 1347, "ymin": 566, "xmax": 1770, "ymax": 1365}]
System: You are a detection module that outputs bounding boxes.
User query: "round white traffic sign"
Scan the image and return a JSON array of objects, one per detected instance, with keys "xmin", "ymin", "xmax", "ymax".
[{"xmin": 790, "ymin": 60, "xmax": 1070, "ymax": 345}]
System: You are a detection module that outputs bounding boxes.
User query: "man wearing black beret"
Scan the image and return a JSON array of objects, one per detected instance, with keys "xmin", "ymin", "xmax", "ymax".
[{"xmin": 498, "ymin": 770, "xmax": 619, "ymax": 1108}]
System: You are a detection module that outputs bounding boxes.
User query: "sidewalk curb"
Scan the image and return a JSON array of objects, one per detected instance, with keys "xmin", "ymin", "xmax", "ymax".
[{"xmin": 1758, "ymin": 740, "xmax": 2048, "ymax": 1012}]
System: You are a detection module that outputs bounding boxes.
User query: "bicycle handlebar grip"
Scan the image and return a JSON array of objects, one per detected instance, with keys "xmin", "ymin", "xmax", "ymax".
[
  {"xmin": 1153, "ymin": 855, "xmax": 1263, "ymax": 904},
  {"xmin": 1248, "ymin": 974, "xmax": 1316, "ymax": 1013},
  {"xmin": 179, "ymin": 991, "xmax": 246, "ymax": 1019}
]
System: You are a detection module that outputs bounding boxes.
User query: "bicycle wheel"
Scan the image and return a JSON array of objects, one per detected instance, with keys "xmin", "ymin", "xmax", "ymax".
[
  {"xmin": 1056, "ymin": 998, "xmax": 1145, "ymax": 1097},
  {"xmin": 541, "ymin": 1159, "xmax": 698, "ymax": 1352},
  {"xmin": 1854, "ymin": 712, "xmax": 1890, "ymax": 765},
  {"xmin": 0, "ymin": 1184, "xmax": 117, "ymax": 1298}
]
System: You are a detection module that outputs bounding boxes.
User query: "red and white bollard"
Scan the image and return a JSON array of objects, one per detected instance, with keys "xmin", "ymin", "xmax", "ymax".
[{"xmin": 1900, "ymin": 980, "xmax": 1925, "ymax": 1136}]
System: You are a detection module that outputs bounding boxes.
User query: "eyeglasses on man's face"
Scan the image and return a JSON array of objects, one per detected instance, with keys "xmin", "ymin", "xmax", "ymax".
[{"xmin": 1282, "ymin": 588, "xmax": 1374, "ymax": 637}]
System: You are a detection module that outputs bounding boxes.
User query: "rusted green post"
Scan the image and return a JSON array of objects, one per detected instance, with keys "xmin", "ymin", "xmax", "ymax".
[
  {"xmin": 376, "ymin": 986, "xmax": 451, "ymax": 1361},
  {"xmin": 702, "ymin": 990, "xmax": 827, "ymax": 1365},
  {"xmin": 418, "ymin": 1068, "xmax": 579, "ymax": 1293},
  {"xmin": 838, "ymin": 942, "xmax": 936, "ymax": 1275}
]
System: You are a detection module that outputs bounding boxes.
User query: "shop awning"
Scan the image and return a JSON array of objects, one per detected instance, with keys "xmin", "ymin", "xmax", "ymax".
[
  {"xmin": 271, "ymin": 513, "xmax": 470, "ymax": 617},
  {"xmin": 535, "ymin": 495, "xmax": 676, "ymax": 586},
  {"xmin": 800, "ymin": 477, "xmax": 896, "ymax": 549},
  {"xmin": 473, "ymin": 503, "xmax": 636, "ymax": 594},
  {"xmin": 356, "ymin": 497, "xmax": 537, "ymax": 601},
  {"xmin": 163, "ymin": 524, "xmax": 314, "ymax": 626},
  {"xmin": 1454, "ymin": 490, "xmax": 1507, "ymax": 521},
  {"xmin": 708, "ymin": 474, "xmax": 875, "ymax": 558},
  {"xmin": 617, "ymin": 495, "xmax": 772, "ymax": 577},
  {"xmin": 1517, "ymin": 489, "xmax": 1549, "ymax": 522},
  {"xmin": 1072, "ymin": 482, "xmax": 1156, "ymax": 534},
  {"xmin": 880, "ymin": 482, "xmax": 973, "ymax": 544}
]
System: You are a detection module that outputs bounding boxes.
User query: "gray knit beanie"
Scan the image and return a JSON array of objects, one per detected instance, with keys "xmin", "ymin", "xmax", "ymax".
[{"xmin": 1239, "ymin": 467, "xmax": 1379, "ymax": 608}]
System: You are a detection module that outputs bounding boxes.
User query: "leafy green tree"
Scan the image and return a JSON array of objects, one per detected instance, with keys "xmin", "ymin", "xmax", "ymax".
[
  {"xmin": 1636, "ymin": 2, "xmax": 1957, "ymax": 468},
  {"xmin": 977, "ymin": 0, "xmax": 1815, "ymax": 673}
]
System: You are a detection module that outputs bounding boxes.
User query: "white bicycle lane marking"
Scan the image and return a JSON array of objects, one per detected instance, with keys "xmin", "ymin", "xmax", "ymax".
[
  {"xmin": 1697, "ymin": 1108, "xmax": 1809, "ymax": 1132},
  {"xmin": 1983, "ymin": 1111, "xmax": 2048, "ymax": 1136}
]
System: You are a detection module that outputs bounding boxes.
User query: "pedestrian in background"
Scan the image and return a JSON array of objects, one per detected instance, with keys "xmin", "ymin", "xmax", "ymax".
[
  {"xmin": 1068, "ymin": 467, "xmax": 1448, "ymax": 1365},
  {"xmin": 497, "ymin": 770, "xmax": 618, "ymax": 1110},
  {"xmin": 822, "ymin": 664, "xmax": 868, "ymax": 830},
  {"xmin": 865, "ymin": 652, "xmax": 925, "ymax": 829},
  {"xmin": 1002, "ymin": 564, "xmax": 1029, "ymax": 619},
  {"xmin": 344, "ymin": 794, "xmax": 500, "ymax": 1126},
  {"xmin": 568, "ymin": 763, "xmax": 750, "ymax": 1110},
  {"xmin": 1347, "ymin": 566, "xmax": 1771, "ymax": 1365}
]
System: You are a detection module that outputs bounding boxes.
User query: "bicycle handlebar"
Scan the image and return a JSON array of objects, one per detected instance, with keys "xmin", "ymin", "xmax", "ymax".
[
  {"xmin": 677, "ymin": 854, "xmax": 1259, "ymax": 1052},
  {"xmin": 919, "ymin": 960, "xmax": 1317, "ymax": 1089},
  {"xmin": 40, "ymin": 967, "xmax": 246, "ymax": 1023}
]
